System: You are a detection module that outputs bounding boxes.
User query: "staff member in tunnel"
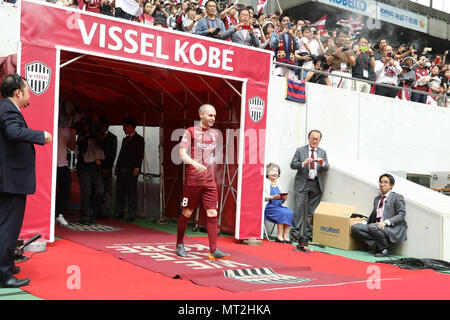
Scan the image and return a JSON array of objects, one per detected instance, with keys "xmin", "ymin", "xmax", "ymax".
[
  {"xmin": 114, "ymin": 117, "xmax": 145, "ymax": 223},
  {"xmin": 176, "ymin": 104, "xmax": 230, "ymax": 261},
  {"xmin": 0, "ymin": 73, "xmax": 52, "ymax": 288}
]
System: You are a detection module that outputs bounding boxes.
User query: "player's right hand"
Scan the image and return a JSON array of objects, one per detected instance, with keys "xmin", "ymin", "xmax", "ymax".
[{"xmin": 193, "ymin": 161, "xmax": 207, "ymax": 174}]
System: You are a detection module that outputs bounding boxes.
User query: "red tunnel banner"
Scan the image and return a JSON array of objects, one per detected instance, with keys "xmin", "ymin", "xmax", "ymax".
[{"xmin": 18, "ymin": 0, "xmax": 272, "ymax": 241}]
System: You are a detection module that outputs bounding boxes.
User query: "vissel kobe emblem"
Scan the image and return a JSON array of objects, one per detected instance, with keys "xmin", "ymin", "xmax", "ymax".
[
  {"xmin": 25, "ymin": 61, "xmax": 51, "ymax": 95},
  {"xmin": 248, "ymin": 96, "xmax": 265, "ymax": 123}
]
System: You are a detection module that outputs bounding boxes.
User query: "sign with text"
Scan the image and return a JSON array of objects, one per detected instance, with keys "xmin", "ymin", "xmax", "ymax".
[
  {"xmin": 19, "ymin": 0, "xmax": 272, "ymax": 241},
  {"xmin": 318, "ymin": 0, "xmax": 377, "ymax": 18},
  {"xmin": 377, "ymin": 2, "xmax": 428, "ymax": 33}
]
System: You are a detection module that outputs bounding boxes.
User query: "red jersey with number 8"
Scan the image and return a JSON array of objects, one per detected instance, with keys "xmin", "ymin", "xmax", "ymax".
[{"xmin": 180, "ymin": 125, "xmax": 219, "ymax": 187}]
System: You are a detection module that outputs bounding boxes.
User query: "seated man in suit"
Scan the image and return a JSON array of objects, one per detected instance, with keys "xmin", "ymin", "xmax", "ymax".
[{"xmin": 351, "ymin": 173, "xmax": 407, "ymax": 257}]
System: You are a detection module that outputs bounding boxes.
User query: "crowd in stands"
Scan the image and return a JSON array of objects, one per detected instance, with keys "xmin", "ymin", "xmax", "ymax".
[{"xmin": 3, "ymin": 0, "xmax": 449, "ymax": 106}]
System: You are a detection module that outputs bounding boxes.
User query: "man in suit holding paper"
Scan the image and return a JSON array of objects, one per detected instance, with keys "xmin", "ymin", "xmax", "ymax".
[
  {"xmin": 351, "ymin": 173, "xmax": 407, "ymax": 257},
  {"xmin": 290, "ymin": 129, "xmax": 329, "ymax": 241},
  {"xmin": 0, "ymin": 73, "xmax": 52, "ymax": 288}
]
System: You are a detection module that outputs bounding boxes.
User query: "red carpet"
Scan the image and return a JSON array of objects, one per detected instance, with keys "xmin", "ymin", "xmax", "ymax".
[
  {"xmin": 55, "ymin": 220, "xmax": 364, "ymax": 292},
  {"xmin": 17, "ymin": 232, "xmax": 450, "ymax": 299}
]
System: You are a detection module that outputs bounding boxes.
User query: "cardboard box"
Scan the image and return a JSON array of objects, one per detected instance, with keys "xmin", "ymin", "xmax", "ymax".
[{"xmin": 312, "ymin": 202, "xmax": 367, "ymax": 250}]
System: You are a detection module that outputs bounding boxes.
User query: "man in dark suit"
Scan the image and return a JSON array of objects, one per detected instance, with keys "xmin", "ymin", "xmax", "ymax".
[
  {"xmin": 351, "ymin": 173, "xmax": 407, "ymax": 257},
  {"xmin": 98, "ymin": 116, "xmax": 117, "ymax": 217},
  {"xmin": 290, "ymin": 129, "xmax": 329, "ymax": 241},
  {"xmin": 114, "ymin": 117, "xmax": 144, "ymax": 222},
  {"xmin": 0, "ymin": 73, "xmax": 52, "ymax": 288}
]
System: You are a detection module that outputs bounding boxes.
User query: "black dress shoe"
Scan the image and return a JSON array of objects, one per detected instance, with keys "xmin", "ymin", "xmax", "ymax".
[
  {"xmin": 283, "ymin": 240, "xmax": 292, "ymax": 244},
  {"xmin": 12, "ymin": 266, "xmax": 20, "ymax": 275},
  {"xmin": 275, "ymin": 238, "xmax": 284, "ymax": 243},
  {"xmin": 1, "ymin": 276, "xmax": 30, "ymax": 288},
  {"xmin": 375, "ymin": 248, "xmax": 389, "ymax": 257}
]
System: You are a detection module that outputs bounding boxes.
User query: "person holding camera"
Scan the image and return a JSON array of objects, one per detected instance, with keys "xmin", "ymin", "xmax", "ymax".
[
  {"xmin": 270, "ymin": 13, "xmax": 299, "ymax": 80},
  {"xmin": 325, "ymin": 29, "xmax": 355, "ymax": 90},
  {"xmin": 221, "ymin": 8, "xmax": 260, "ymax": 47},
  {"xmin": 398, "ymin": 63, "xmax": 416, "ymax": 100},
  {"xmin": 352, "ymin": 36, "xmax": 375, "ymax": 93},
  {"xmin": 219, "ymin": 1, "xmax": 238, "ymax": 30},
  {"xmin": 374, "ymin": 45, "xmax": 402, "ymax": 98},
  {"xmin": 182, "ymin": 4, "xmax": 201, "ymax": 33},
  {"xmin": 195, "ymin": 0, "xmax": 225, "ymax": 38},
  {"xmin": 298, "ymin": 27, "xmax": 325, "ymax": 80},
  {"xmin": 304, "ymin": 56, "xmax": 332, "ymax": 86},
  {"xmin": 152, "ymin": 0, "xmax": 170, "ymax": 27},
  {"xmin": 411, "ymin": 55, "xmax": 431, "ymax": 104}
]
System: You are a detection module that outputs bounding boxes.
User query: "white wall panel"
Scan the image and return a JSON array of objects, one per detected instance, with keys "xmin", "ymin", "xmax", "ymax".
[
  {"xmin": 266, "ymin": 74, "xmax": 450, "ymax": 259},
  {"xmin": 306, "ymin": 83, "xmax": 360, "ymax": 162},
  {"xmin": 443, "ymin": 217, "xmax": 450, "ymax": 261},
  {"xmin": 0, "ymin": 5, "xmax": 19, "ymax": 57},
  {"xmin": 322, "ymin": 159, "xmax": 448, "ymax": 259},
  {"xmin": 428, "ymin": 17, "xmax": 448, "ymax": 39},
  {"xmin": 265, "ymin": 76, "xmax": 307, "ymax": 211}
]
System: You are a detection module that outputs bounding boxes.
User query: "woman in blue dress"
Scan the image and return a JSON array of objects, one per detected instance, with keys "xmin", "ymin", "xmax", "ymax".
[{"xmin": 264, "ymin": 163, "xmax": 294, "ymax": 243}]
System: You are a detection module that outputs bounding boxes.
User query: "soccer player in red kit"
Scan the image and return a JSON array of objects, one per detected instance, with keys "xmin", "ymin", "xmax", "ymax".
[{"xmin": 176, "ymin": 104, "xmax": 230, "ymax": 261}]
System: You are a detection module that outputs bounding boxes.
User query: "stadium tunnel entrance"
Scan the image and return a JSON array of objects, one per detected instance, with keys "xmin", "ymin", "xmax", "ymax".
[
  {"xmin": 19, "ymin": 0, "xmax": 272, "ymax": 242},
  {"xmin": 58, "ymin": 50, "xmax": 243, "ymax": 235}
]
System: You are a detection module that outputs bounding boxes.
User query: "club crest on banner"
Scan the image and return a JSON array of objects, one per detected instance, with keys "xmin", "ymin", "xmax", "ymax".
[
  {"xmin": 224, "ymin": 267, "xmax": 315, "ymax": 284},
  {"xmin": 248, "ymin": 96, "xmax": 265, "ymax": 123},
  {"xmin": 25, "ymin": 61, "xmax": 51, "ymax": 95}
]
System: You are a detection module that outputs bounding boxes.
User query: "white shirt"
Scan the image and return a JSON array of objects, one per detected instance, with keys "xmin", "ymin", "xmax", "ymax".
[
  {"xmin": 182, "ymin": 16, "xmax": 197, "ymax": 33},
  {"xmin": 301, "ymin": 146, "xmax": 318, "ymax": 179},
  {"xmin": 376, "ymin": 190, "xmax": 391, "ymax": 221},
  {"xmin": 115, "ymin": 0, "xmax": 142, "ymax": 16},
  {"xmin": 374, "ymin": 60, "xmax": 402, "ymax": 85},
  {"xmin": 362, "ymin": 191, "xmax": 392, "ymax": 225}
]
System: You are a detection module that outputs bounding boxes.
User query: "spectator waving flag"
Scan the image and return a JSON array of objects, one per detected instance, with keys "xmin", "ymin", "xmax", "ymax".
[
  {"xmin": 286, "ymin": 79, "xmax": 306, "ymax": 103},
  {"xmin": 336, "ymin": 15, "xmax": 364, "ymax": 34},
  {"xmin": 257, "ymin": 0, "xmax": 268, "ymax": 15},
  {"xmin": 312, "ymin": 15, "xmax": 327, "ymax": 31}
]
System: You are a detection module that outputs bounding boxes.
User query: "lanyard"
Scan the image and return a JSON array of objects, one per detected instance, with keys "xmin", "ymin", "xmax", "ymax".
[{"xmin": 359, "ymin": 52, "xmax": 369, "ymax": 71}]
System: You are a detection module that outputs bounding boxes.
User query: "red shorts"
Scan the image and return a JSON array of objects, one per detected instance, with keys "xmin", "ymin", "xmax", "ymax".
[{"xmin": 181, "ymin": 185, "xmax": 218, "ymax": 211}]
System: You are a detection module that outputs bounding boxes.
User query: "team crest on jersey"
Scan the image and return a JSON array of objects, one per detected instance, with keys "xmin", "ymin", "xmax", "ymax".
[
  {"xmin": 25, "ymin": 61, "xmax": 51, "ymax": 95},
  {"xmin": 224, "ymin": 268, "xmax": 314, "ymax": 284},
  {"xmin": 248, "ymin": 96, "xmax": 265, "ymax": 123}
]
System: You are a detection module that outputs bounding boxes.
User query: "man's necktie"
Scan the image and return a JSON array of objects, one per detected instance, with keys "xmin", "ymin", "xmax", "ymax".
[
  {"xmin": 310, "ymin": 149, "xmax": 315, "ymax": 170},
  {"xmin": 378, "ymin": 195, "xmax": 386, "ymax": 208}
]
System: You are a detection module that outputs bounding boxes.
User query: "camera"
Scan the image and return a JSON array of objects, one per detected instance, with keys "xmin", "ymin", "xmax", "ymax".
[{"xmin": 212, "ymin": 27, "xmax": 221, "ymax": 36}]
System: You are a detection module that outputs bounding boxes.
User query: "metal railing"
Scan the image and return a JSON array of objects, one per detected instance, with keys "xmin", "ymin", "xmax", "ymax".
[{"xmin": 274, "ymin": 61, "xmax": 449, "ymax": 108}]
